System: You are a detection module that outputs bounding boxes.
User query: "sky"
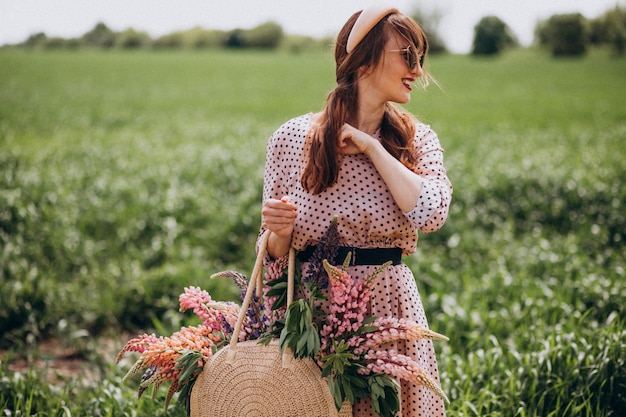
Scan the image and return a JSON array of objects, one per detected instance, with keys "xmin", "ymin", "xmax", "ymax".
[{"xmin": 1, "ymin": 0, "xmax": 624, "ymax": 53}]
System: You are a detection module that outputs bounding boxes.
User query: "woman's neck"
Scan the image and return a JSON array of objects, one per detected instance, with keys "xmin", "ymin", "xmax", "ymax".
[{"xmin": 355, "ymin": 104, "xmax": 385, "ymax": 136}]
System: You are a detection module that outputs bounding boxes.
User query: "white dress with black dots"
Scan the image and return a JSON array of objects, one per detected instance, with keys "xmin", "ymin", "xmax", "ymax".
[{"xmin": 262, "ymin": 114, "xmax": 452, "ymax": 417}]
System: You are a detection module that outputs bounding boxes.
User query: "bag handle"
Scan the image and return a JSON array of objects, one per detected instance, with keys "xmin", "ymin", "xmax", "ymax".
[{"xmin": 227, "ymin": 230, "xmax": 296, "ymax": 358}]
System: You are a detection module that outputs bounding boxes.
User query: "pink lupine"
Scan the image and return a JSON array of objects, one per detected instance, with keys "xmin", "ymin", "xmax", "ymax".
[
  {"xmin": 206, "ymin": 301, "xmax": 240, "ymax": 331},
  {"xmin": 116, "ymin": 333, "xmax": 161, "ymax": 362},
  {"xmin": 319, "ymin": 259, "xmax": 379, "ymax": 352},
  {"xmin": 179, "ymin": 287, "xmax": 211, "ymax": 319},
  {"xmin": 118, "ymin": 323, "xmax": 223, "ymax": 402},
  {"xmin": 179, "ymin": 286, "xmax": 243, "ymax": 333},
  {"xmin": 362, "ymin": 349, "xmax": 449, "ymax": 403},
  {"xmin": 353, "ymin": 317, "xmax": 449, "ymax": 354},
  {"xmin": 262, "ymin": 253, "xmax": 289, "ymax": 322}
]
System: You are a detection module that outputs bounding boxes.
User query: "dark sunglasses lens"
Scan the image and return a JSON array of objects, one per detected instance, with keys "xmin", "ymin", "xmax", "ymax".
[{"xmin": 403, "ymin": 48, "xmax": 417, "ymax": 69}]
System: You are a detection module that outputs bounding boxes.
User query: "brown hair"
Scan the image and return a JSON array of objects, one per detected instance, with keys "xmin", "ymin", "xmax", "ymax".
[{"xmin": 301, "ymin": 11, "xmax": 430, "ymax": 195}]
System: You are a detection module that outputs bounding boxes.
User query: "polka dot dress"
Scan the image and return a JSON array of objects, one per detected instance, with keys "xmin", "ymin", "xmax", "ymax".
[{"xmin": 262, "ymin": 114, "xmax": 452, "ymax": 417}]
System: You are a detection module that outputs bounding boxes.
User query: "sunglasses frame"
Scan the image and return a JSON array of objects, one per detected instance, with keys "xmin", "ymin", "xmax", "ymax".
[{"xmin": 388, "ymin": 45, "xmax": 424, "ymax": 69}]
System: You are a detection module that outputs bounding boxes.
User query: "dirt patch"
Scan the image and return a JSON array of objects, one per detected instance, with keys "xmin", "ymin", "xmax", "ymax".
[{"xmin": 1, "ymin": 334, "xmax": 133, "ymax": 385}]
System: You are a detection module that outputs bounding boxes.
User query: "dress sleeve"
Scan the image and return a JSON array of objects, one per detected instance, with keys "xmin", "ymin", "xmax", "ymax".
[
  {"xmin": 258, "ymin": 122, "xmax": 294, "ymax": 258},
  {"xmin": 262, "ymin": 127, "xmax": 289, "ymax": 204},
  {"xmin": 403, "ymin": 124, "xmax": 453, "ymax": 232}
]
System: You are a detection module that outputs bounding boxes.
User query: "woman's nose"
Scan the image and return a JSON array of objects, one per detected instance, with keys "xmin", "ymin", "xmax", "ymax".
[{"xmin": 413, "ymin": 63, "xmax": 423, "ymax": 77}]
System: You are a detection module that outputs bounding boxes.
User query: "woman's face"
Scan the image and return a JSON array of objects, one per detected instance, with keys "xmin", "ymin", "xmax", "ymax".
[{"xmin": 358, "ymin": 34, "xmax": 423, "ymax": 106}]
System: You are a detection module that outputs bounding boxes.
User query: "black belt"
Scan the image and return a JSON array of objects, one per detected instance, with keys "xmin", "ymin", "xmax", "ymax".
[{"xmin": 297, "ymin": 246, "xmax": 402, "ymax": 266}]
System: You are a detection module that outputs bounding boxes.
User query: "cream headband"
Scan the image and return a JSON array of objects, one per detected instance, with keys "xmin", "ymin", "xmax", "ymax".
[{"xmin": 346, "ymin": 4, "xmax": 399, "ymax": 53}]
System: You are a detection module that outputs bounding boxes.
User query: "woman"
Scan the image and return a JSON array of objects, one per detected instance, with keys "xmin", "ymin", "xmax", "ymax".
[{"xmin": 260, "ymin": 5, "xmax": 452, "ymax": 417}]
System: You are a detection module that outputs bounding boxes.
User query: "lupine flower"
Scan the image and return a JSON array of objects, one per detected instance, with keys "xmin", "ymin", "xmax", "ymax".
[
  {"xmin": 179, "ymin": 286, "xmax": 224, "ymax": 331},
  {"xmin": 319, "ymin": 258, "xmax": 381, "ymax": 353},
  {"xmin": 138, "ymin": 365, "xmax": 157, "ymax": 398},
  {"xmin": 303, "ymin": 215, "xmax": 340, "ymax": 288},
  {"xmin": 352, "ymin": 317, "xmax": 449, "ymax": 354},
  {"xmin": 116, "ymin": 333, "xmax": 160, "ymax": 362},
  {"xmin": 205, "ymin": 301, "xmax": 240, "ymax": 332},
  {"xmin": 211, "ymin": 270, "xmax": 248, "ymax": 299},
  {"xmin": 361, "ymin": 349, "xmax": 449, "ymax": 403},
  {"xmin": 211, "ymin": 269, "xmax": 272, "ymax": 340},
  {"xmin": 263, "ymin": 253, "xmax": 289, "ymax": 322},
  {"xmin": 179, "ymin": 283, "xmax": 239, "ymax": 332},
  {"xmin": 117, "ymin": 323, "xmax": 223, "ymax": 405}
]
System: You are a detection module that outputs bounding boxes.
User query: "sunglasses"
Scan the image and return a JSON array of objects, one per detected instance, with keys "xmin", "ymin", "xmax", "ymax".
[{"xmin": 388, "ymin": 45, "xmax": 424, "ymax": 69}]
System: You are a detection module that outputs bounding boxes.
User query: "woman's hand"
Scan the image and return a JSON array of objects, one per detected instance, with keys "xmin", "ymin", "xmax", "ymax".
[
  {"xmin": 338, "ymin": 123, "xmax": 378, "ymax": 156},
  {"xmin": 262, "ymin": 196, "xmax": 297, "ymax": 258},
  {"xmin": 340, "ymin": 123, "xmax": 424, "ymax": 213},
  {"xmin": 262, "ymin": 196, "xmax": 297, "ymax": 238}
]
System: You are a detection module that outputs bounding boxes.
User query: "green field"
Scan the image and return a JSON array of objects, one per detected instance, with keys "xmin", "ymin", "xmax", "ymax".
[{"xmin": 1, "ymin": 48, "xmax": 625, "ymax": 416}]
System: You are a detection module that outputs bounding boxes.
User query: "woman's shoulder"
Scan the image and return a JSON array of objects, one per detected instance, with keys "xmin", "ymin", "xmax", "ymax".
[
  {"xmin": 413, "ymin": 119, "xmax": 434, "ymax": 135},
  {"xmin": 272, "ymin": 113, "xmax": 312, "ymax": 138},
  {"xmin": 410, "ymin": 119, "xmax": 444, "ymax": 152}
]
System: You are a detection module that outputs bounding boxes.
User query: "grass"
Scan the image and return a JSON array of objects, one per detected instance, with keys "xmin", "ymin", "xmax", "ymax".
[{"xmin": 1, "ymin": 47, "xmax": 625, "ymax": 416}]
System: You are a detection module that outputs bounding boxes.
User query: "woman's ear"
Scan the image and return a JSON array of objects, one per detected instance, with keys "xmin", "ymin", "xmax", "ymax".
[{"xmin": 358, "ymin": 64, "xmax": 373, "ymax": 78}]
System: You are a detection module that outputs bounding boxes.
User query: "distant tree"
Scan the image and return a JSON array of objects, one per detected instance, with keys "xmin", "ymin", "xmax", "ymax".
[
  {"xmin": 153, "ymin": 27, "xmax": 226, "ymax": 49},
  {"xmin": 471, "ymin": 16, "xmax": 517, "ymax": 55},
  {"xmin": 226, "ymin": 29, "xmax": 246, "ymax": 48},
  {"xmin": 65, "ymin": 38, "xmax": 81, "ymax": 49},
  {"xmin": 411, "ymin": 8, "xmax": 447, "ymax": 53},
  {"xmin": 589, "ymin": 15, "xmax": 611, "ymax": 45},
  {"xmin": 153, "ymin": 32, "xmax": 186, "ymax": 49},
  {"xmin": 282, "ymin": 34, "xmax": 328, "ymax": 53},
  {"xmin": 226, "ymin": 22, "xmax": 284, "ymax": 49},
  {"xmin": 43, "ymin": 37, "xmax": 67, "ymax": 49},
  {"xmin": 607, "ymin": 6, "xmax": 626, "ymax": 54},
  {"xmin": 241, "ymin": 22, "xmax": 284, "ymax": 48},
  {"xmin": 590, "ymin": 6, "xmax": 626, "ymax": 55},
  {"xmin": 192, "ymin": 29, "xmax": 227, "ymax": 49},
  {"xmin": 23, "ymin": 32, "xmax": 47, "ymax": 48},
  {"xmin": 535, "ymin": 13, "xmax": 589, "ymax": 57},
  {"xmin": 116, "ymin": 29, "xmax": 151, "ymax": 49},
  {"xmin": 81, "ymin": 23, "xmax": 115, "ymax": 48}
]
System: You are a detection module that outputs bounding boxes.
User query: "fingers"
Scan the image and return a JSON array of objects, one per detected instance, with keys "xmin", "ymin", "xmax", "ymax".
[
  {"xmin": 337, "ymin": 124, "xmax": 357, "ymax": 154},
  {"xmin": 263, "ymin": 197, "xmax": 297, "ymax": 213},
  {"xmin": 262, "ymin": 197, "xmax": 297, "ymax": 238},
  {"xmin": 339, "ymin": 123, "xmax": 372, "ymax": 155}
]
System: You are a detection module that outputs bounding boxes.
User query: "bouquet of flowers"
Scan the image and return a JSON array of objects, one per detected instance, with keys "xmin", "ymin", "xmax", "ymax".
[{"xmin": 117, "ymin": 217, "xmax": 449, "ymax": 417}]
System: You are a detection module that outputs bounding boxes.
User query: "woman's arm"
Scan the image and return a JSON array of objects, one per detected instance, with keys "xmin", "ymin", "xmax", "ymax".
[
  {"xmin": 259, "ymin": 123, "xmax": 300, "ymax": 259},
  {"xmin": 339, "ymin": 123, "xmax": 452, "ymax": 231},
  {"xmin": 262, "ymin": 197, "xmax": 297, "ymax": 259}
]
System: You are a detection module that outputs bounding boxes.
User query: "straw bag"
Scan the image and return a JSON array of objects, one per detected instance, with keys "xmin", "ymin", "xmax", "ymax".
[{"xmin": 189, "ymin": 231, "xmax": 352, "ymax": 417}]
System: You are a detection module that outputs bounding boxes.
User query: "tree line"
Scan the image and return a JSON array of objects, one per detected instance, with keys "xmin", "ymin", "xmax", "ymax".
[
  {"xmin": 6, "ymin": 5, "xmax": 626, "ymax": 57},
  {"xmin": 473, "ymin": 6, "xmax": 626, "ymax": 56},
  {"xmin": 12, "ymin": 21, "xmax": 329, "ymax": 53}
]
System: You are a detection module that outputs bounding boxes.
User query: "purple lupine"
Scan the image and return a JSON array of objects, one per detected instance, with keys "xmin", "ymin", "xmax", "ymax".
[
  {"xmin": 303, "ymin": 216, "xmax": 340, "ymax": 288},
  {"xmin": 138, "ymin": 365, "xmax": 158, "ymax": 398}
]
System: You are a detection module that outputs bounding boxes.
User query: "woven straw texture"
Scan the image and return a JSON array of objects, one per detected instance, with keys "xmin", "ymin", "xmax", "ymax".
[
  {"xmin": 189, "ymin": 231, "xmax": 352, "ymax": 417},
  {"xmin": 190, "ymin": 339, "xmax": 352, "ymax": 417}
]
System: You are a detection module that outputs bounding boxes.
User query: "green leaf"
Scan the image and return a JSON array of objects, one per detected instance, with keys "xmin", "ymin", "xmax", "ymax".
[
  {"xmin": 279, "ymin": 300, "xmax": 318, "ymax": 358},
  {"xmin": 265, "ymin": 277, "xmax": 283, "ymax": 286},
  {"xmin": 327, "ymin": 376, "xmax": 344, "ymax": 411},
  {"xmin": 176, "ymin": 350, "xmax": 203, "ymax": 385},
  {"xmin": 359, "ymin": 325, "xmax": 379, "ymax": 333},
  {"xmin": 343, "ymin": 377, "xmax": 355, "ymax": 403},
  {"xmin": 368, "ymin": 375, "xmax": 400, "ymax": 417},
  {"xmin": 321, "ymin": 363, "xmax": 332, "ymax": 378},
  {"xmin": 271, "ymin": 292, "xmax": 287, "ymax": 310},
  {"xmin": 265, "ymin": 275, "xmax": 289, "ymax": 310},
  {"xmin": 296, "ymin": 330, "xmax": 309, "ymax": 352}
]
